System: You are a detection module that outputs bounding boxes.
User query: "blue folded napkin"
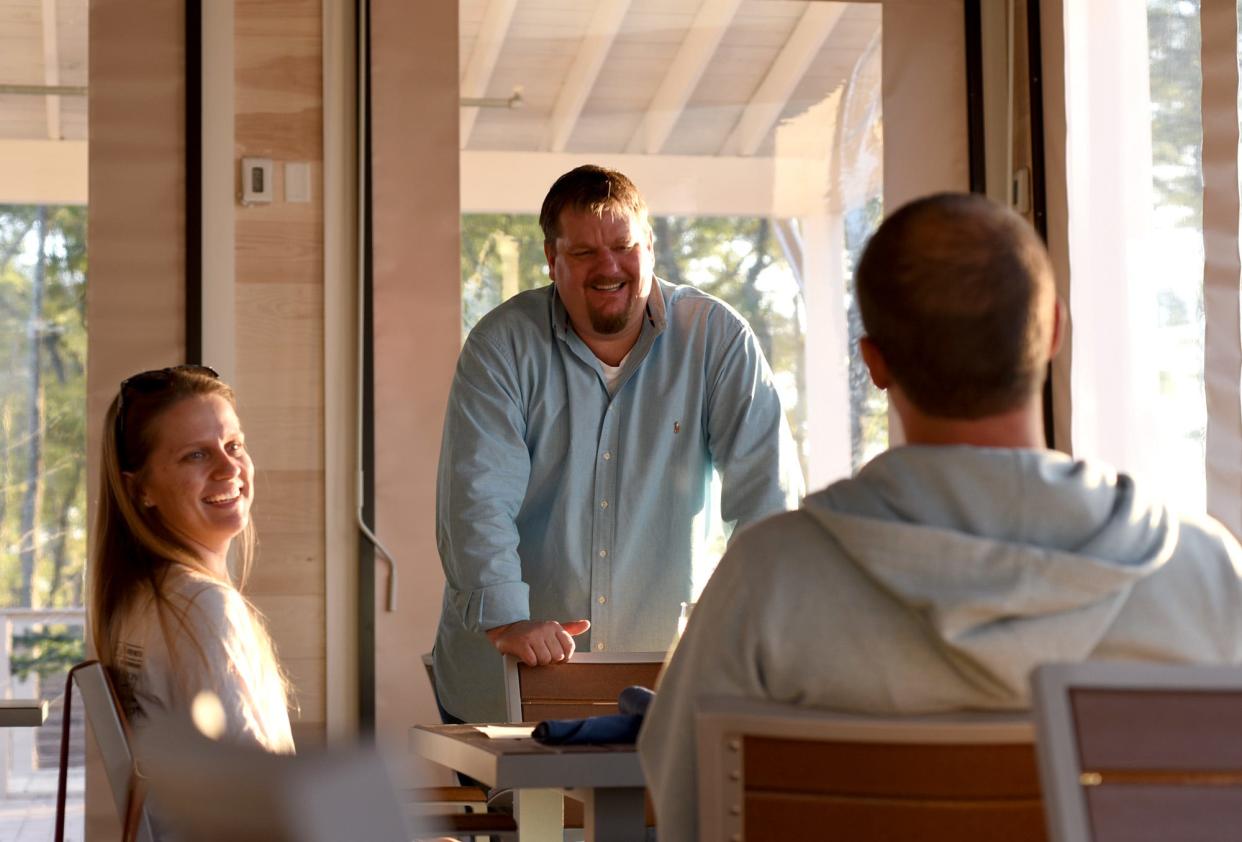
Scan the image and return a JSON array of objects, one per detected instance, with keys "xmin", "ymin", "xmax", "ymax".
[
  {"xmin": 533, "ymin": 713, "xmax": 642, "ymax": 745},
  {"xmin": 531, "ymin": 685, "xmax": 657, "ymax": 746},
  {"xmin": 618, "ymin": 685, "xmax": 655, "ymax": 717}
]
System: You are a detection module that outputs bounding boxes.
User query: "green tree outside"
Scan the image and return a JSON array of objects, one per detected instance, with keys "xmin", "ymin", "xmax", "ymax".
[
  {"xmin": 0, "ymin": 205, "xmax": 89, "ymax": 679},
  {"xmin": 461, "ymin": 212, "xmax": 890, "ymax": 482}
]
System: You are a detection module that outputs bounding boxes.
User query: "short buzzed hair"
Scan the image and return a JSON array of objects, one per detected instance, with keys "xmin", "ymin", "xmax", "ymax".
[
  {"xmin": 856, "ymin": 193, "xmax": 1055, "ymax": 419},
  {"xmin": 539, "ymin": 165, "xmax": 650, "ymax": 244}
]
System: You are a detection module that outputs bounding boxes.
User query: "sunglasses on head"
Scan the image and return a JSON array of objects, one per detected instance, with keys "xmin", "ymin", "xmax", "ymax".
[{"xmin": 115, "ymin": 364, "xmax": 220, "ymax": 463}]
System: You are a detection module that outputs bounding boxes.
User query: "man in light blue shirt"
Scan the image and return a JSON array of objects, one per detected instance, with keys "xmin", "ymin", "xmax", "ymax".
[{"xmin": 434, "ymin": 166, "xmax": 803, "ymax": 722}]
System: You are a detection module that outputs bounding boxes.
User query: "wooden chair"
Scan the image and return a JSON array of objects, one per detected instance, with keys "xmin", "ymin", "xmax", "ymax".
[
  {"xmin": 1032, "ymin": 661, "xmax": 1242, "ymax": 842},
  {"xmin": 503, "ymin": 651, "xmax": 664, "ymax": 722},
  {"xmin": 412, "ymin": 652, "xmax": 516, "ymax": 840},
  {"xmin": 65, "ymin": 662, "xmax": 154, "ymax": 842},
  {"xmin": 414, "ymin": 650, "xmax": 663, "ymax": 838},
  {"xmin": 697, "ymin": 696, "xmax": 1044, "ymax": 842},
  {"xmin": 503, "ymin": 651, "xmax": 663, "ymax": 834}
]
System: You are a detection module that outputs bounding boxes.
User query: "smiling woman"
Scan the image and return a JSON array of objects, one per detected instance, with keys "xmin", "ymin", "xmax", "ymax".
[{"xmin": 89, "ymin": 366, "xmax": 294, "ymax": 764}]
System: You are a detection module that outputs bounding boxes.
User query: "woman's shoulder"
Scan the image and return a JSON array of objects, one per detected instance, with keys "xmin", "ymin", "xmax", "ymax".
[{"xmin": 161, "ymin": 566, "xmax": 250, "ymax": 636}]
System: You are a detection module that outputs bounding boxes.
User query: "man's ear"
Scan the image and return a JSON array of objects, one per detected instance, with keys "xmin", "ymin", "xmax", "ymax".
[
  {"xmin": 859, "ymin": 336, "xmax": 891, "ymax": 390},
  {"xmin": 1049, "ymin": 296, "xmax": 1067, "ymax": 359},
  {"xmin": 543, "ymin": 240, "xmax": 557, "ymax": 282}
]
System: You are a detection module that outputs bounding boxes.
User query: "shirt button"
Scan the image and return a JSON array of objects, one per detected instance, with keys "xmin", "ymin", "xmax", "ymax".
[
  {"xmin": 600, "ymin": 500, "xmax": 609, "ymax": 509},
  {"xmin": 603, "ymin": 451, "xmax": 612, "ymax": 460},
  {"xmin": 595, "ymin": 642, "xmax": 605, "ymax": 651},
  {"xmin": 598, "ymin": 549, "xmax": 607, "ymax": 558},
  {"xmin": 597, "ymin": 595, "xmax": 607, "ymax": 605}
]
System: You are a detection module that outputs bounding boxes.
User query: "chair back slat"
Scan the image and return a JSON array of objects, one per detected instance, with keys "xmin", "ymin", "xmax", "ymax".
[
  {"xmin": 745, "ymin": 791, "xmax": 1046, "ymax": 842},
  {"xmin": 521, "ymin": 700, "xmax": 620, "ymax": 721},
  {"xmin": 1082, "ymin": 785, "xmax": 1242, "ymax": 842},
  {"xmin": 504, "ymin": 653, "xmax": 663, "ymax": 723},
  {"xmin": 1070, "ymin": 688, "xmax": 1242, "ymax": 770},
  {"xmin": 743, "ymin": 736, "xmax": 1041, "ymax": 799}
]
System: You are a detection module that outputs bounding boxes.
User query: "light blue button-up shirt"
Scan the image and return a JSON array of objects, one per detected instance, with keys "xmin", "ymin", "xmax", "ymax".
[{"xmin": 433, "ymin": 279, "xmax": 804, "ymax": 721}]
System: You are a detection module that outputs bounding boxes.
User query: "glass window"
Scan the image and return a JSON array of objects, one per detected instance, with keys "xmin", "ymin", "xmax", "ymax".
[
  {"xmin": 1062, "ymin": 0, "xmax": 1208, "ymax": 517},
  {"xmin": 459, "ymin": 0, "xmax": 886, "ymax": 590},
  {"xmin": 1146, "ymin": 0, "xmax": 1206, "ymax": 512},
  {"xmin": 0, "ymin": 0, "xmax": 88, "ymax": 831}
]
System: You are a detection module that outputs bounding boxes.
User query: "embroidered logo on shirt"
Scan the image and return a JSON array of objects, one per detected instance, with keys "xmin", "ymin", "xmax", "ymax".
[{"xmin": 673, "ymin": 421, "xmax": 681, "ymax": 434}]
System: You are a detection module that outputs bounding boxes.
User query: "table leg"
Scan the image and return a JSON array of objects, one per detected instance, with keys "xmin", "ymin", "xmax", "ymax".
[
  {"xmin": 516, "ymin": 787, "xmax": 564, "ymax": 841},
  {"xmin": 579, "ymin": 786, "xmax": 646, "ymax": 842}
]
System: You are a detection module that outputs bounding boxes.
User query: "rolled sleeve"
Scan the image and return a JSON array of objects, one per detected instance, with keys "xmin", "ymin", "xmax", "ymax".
[{"xmin": 449, "ymin": 580, "xmax": 532, "ymax": 631}]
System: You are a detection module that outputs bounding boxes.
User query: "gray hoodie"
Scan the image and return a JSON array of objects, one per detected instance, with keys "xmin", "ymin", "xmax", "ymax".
[{"xmin": 638, "ymin": 446, "xmax": 1242, "ymax": 840}]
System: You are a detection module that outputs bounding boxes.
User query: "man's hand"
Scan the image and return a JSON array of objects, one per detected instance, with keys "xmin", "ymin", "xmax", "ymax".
[{"xmin": 485, "ymin": 619, "xmax": 592, "ymax": 666}]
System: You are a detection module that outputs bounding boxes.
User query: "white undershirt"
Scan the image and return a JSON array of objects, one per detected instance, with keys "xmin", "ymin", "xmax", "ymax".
[{"xmin": 599, "ymin": 351, "xmax": 632, "ymax": 394}]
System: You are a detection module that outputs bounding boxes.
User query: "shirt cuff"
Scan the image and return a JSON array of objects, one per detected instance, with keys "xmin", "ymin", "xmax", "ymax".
[{"xmin": 451, "ymin": 581, "xmax": 531, "ymax": 633}]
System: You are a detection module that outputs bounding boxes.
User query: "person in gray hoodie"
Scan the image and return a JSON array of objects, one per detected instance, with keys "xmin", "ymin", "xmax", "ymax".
[{"xmin": 637, "ymin": 192, "xmax": 1242, "ymax": 840}]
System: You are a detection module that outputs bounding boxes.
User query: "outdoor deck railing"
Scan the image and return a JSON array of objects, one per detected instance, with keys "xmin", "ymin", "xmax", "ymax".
[{"xmin": 0, "ymin": 607, "xmax": 86, "ymax": 797}]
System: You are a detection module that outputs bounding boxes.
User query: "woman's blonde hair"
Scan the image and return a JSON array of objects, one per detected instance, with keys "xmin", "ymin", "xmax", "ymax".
[{"xmin": 90, "ymin": 367, "xmax": 288, "ymax": 703}]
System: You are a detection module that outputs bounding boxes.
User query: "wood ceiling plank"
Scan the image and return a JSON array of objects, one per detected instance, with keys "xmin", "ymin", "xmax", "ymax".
[
  {"xmin": 40, "ymin": 0, "xmax": 61, "ymax": 139},
  {"xmin": 624, "ymin": 0, "xmax": 743, "ymax": 155},
  {"xmin": 459, "ymin": 0, "xmax": 517, "ymax": 147},
  {"xmin": 548, "ymin": 0, "xmax": 631, "ymax": 152},
  {"xmin": 721, "ymin": 1, "xmax": 846, "ymax": 156}
]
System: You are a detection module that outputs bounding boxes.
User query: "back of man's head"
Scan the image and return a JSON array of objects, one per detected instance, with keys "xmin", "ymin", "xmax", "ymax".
[
  {"xmin": 856, "ymin": 192, "xmax": 1056, "ymax": 420},
  {"xmin": 539, "ymin": 165, "xmax": 649, "ymax": 244}
]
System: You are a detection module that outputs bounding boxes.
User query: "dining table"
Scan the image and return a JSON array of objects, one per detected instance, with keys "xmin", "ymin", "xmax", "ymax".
[
  {"xmin": 0, "ymin": 699, "xmax": 47, "ymax": 727},
  {"xmin": 409, "ymin": 722, "xmax": 647, "ymax": 842}
]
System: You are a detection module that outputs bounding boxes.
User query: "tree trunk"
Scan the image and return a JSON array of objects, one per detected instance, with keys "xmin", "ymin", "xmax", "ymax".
[
  {"xmin": 742, "ymin": 219, "xmax": 774, "ymax": 362},
  {"xmin": 18, "ymin": 206, "xmax": 47, "ymax": 608},
  {"xmin": 0, "ymin": 399, "xmax": 9, "ymax": 541},
  {"xmin": 45, "ymin": 460, "xmax": 82, "ymax": 606}
]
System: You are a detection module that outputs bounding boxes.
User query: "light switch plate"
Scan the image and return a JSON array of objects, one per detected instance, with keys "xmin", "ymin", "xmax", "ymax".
[{"xmin": 285, "ymin": 161, "xmax": 311, "ymax": 203}]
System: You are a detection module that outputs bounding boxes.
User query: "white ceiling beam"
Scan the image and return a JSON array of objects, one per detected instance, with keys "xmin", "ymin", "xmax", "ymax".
[
  {"xmin": 625, "ymin": 0, "xmax": 743, "ymax": 155},
  {"xmin": 547, "ymin": 0, "xmax": 631, "ymax": 153},
  {"xmin": 722, "ymin": 2, "xmax": 847, "ymax": 156},
  {"xmin": 460, "ymin": 0, "xmax": 518, "ymax": 147},
  {"xmin": 462, "ymin": 149, "xmax": 831, "ymax": 218},
  {"xmin": 40, "ymin": 0, "xmax": 62, "ymax": 140},
  {"xmin": 0, "ymin": 140, "xmax": 87, "ymax": 204}
]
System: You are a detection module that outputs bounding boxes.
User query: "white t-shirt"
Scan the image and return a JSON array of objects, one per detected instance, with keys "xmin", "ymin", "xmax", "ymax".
[
  {"xmin": 599, "ymin": 351, "xmax": 631, "ymax": 394},
  {"xmin": 112, "ymin": 565, "xmax": 295, "ymax": 754}
]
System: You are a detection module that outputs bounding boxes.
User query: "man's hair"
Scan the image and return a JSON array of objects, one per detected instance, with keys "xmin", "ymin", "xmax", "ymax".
[
  {"xmin": 539, "ymin": 165, "xmax": 649, "ymax": 244},
  {"xmin": 855, "ymin": 192, "xmax": 1055, "ymax": 419}
]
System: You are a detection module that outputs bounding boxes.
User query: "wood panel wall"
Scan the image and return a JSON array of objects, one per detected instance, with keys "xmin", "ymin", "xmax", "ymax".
[
  {"xmin": 233, "ymin": 0, "xmax": 327, "ymax": 748},
  {"xmin": 87, "ymin": 3, "xmax": 186, "ymax": 837},
  {"xmin": 87, "ymin": 2, "xmax": 329, "ymax": 837},
  {"xmin": 371, "ymin": 0, "xmax": 461, "ymax": 785}
]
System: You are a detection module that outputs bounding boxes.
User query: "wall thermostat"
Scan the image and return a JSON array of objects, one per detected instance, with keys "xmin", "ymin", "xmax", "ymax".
[{"xmin": 241, "ymin": 157, "xmax": 274, "ymax": 205}]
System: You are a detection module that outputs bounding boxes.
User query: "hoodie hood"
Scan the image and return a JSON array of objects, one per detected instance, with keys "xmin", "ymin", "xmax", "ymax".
[{"xmin": 801, "ymin": 446, "xmax": 1179, "ymax": 699}]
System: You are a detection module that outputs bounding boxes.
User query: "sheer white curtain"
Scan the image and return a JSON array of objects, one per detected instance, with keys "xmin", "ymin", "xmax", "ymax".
[
  {"xmin": 1043, "ymin": 0, "xmax": 1241, "ymax": 535},
  {"xmin": 1058, "ymin": 0, "xmax": 1169, "ymax": 494}
]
